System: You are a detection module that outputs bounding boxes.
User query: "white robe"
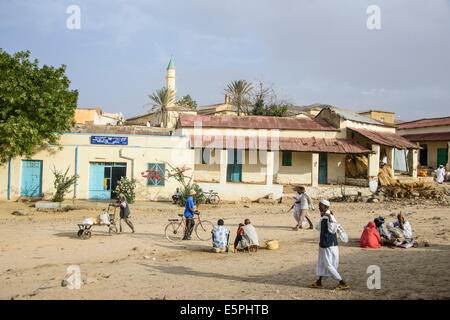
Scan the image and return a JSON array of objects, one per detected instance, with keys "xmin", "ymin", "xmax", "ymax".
[
  {"xmin": 241, "ymin": 224, "xmax": 259, "ymax": 247},
  {"xmin": 315, "ymin": 213, "xmax": 342, "ymax": 280},
  {"xmin": 293, "ymin": 193, "xmax": 313, "ymax": 225},
  {"xmin": 436, "ymin": 167, "xmax": 446, "ymax": 183}
]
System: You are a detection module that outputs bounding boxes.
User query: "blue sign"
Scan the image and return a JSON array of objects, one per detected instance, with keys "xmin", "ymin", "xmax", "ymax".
[{"xmin": 90, "ymin": 136, "xmax": 128, "ymax": 145}]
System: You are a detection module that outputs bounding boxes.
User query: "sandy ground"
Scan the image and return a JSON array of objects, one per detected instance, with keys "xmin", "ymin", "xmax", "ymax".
[{"xmin": 0, "ymin": 199, "xmax": 449, "ymax": 300}]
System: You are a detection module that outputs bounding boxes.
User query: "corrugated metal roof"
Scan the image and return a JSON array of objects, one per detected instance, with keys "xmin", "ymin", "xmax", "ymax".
[
  {"xmin": 397, "ymin": 116, "xmax": 450, "ymax": 129},
  {"xmin": 189, "ymin": 135, "xmax": 371, "ymax": 154},
  {"xmin": 402, "ymin": 132, "xmax": 450, "ymax": 142},
  {"xmin": 71, "ymin": 124, "xmax": 172, "ymax": 136},
  {"xmin": 349, "ymin": 128, "xmax": 420, "ymax": 149},
  {"xmin": 179, "ymin": 114, "xmax": 338, "ymax": 131}
]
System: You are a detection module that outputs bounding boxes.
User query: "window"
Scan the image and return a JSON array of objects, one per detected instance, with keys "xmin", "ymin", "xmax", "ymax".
[
  {"xmin": 282, "ymin": 151, "xmax": 292, "ymax": 166},
  {"xmin": 147, "ymin": 163, "xmax": 165, "ymax": 186},
  {"xmin": 380, "ymin": 117, "xmax": 385, "ymax": 122}
]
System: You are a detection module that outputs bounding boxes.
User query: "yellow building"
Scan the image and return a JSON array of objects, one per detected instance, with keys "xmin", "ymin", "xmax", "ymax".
[
  {"xmin": 358, "ymin": 110, "xmax": 396, "ymax": 124},
  {"xmin": 397, "ymin": 116, "xmax": 450, "ymax": 170}
]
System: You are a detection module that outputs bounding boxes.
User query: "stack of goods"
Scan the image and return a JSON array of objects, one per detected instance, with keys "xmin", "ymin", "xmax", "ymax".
[{"xmin": 345, "ymin": 155, "xmax": 368, "ymax": 178}]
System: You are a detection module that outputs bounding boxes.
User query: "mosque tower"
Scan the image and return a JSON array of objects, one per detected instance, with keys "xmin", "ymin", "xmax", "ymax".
[{"xmin": 166, "ymin": 57, "xmax": 176, "ymax": 93}]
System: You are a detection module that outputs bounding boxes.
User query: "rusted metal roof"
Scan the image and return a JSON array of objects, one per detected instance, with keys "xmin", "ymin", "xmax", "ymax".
[
  {"xmin": 70, "ymin": 124, "xmax": 172, "ymax": 136},
  {"xmin": 179, "ymin": 114, "xmax": 338, "ymax": 131},
  {"xmin": 189, "ymin": 135, "xmax": 371, "ymax": 154},
  {"xmin": 348, "ymin": 127, "xmax": 420, "ymax": 149},
  {"xmin": 397, "ymin": 116, "xmax": 450, "ymax": 129},
  {"xmin": 402, "ymin": 132, "xmax": 450, "ymax": 142}
]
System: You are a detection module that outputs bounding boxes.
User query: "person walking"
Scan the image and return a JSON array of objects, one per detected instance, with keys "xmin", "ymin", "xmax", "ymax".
[
  {"xmin": 290, "ymin": 186, "xmax": 314, "ymax": 230},
  {"xmin": 183, "ymin": 190, "xmax": 198, "ymax": 240},
  {"xmin": 110, "ymin": 193, "xmax": 135, "ymax": 233}
]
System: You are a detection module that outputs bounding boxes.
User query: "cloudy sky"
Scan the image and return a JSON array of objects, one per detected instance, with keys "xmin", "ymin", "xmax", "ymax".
[{"xmin": 1, "ymin": 0, "xmax": 449, "ymax": 120}]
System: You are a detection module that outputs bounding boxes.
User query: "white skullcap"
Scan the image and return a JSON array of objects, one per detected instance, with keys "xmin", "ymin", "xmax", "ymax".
[{"xmin": 319, "ymin": 199, "xmax": 330, "ymax": 207}]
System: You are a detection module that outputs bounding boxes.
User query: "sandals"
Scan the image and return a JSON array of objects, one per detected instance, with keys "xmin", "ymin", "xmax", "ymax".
[
  {"xmin": 334, "ymin": 284, "xmax": 350, "ymax": 291},
  {"xmin": 309, "ymin": 283, "xmax": 324, "ymax": 289}
]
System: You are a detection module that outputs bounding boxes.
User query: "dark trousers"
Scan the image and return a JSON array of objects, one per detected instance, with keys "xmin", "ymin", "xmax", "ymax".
[
  {"xmin": 184, "ymin": 218, "xmax": 195, "ymax": 239},
  {"xmin": 234, "ymin": 234, "xmax": 243, "ymax": 249}
]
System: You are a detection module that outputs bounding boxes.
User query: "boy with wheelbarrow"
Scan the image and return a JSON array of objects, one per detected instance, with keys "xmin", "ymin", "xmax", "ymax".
[{"xmin": 109, "ymin": 193, "xmax": 135, "ymax": 233}]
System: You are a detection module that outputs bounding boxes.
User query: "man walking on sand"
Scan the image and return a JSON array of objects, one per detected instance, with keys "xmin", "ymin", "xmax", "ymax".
[
  {"xmin": 309, "ymin": 199, "xmax": 349, "ymax": 290},
  {"xmin": 183, "ymin": 190, "xmax": 198, "ymax": 240},
  {"xmin": 290, "ymin": 186, "xmax": 314, "ymax": 230},
  {"xmin": 109, "ymin": 193, "xmax": 135, "ymax": 233}
]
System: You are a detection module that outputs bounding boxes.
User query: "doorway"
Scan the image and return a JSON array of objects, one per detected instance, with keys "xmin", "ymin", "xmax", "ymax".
[
  {"xmin": 21, "ymin": 160, "xmax": 43, "ymax": 197},
  {"xmin": 318, "ymin": 153, "xmax": 328, "ymax": 184},
  {"xmin": 437, "ymin": 148, "xmax": 448, "ymax": 167},
  {"xmin": 419, "ymin": 144, "xmax": 428, "ymax": 166},
  {"xmin": 226, "ymin": 149, "xmax": 242, "ymax": 182},
  {"xmin": 89, "ymin": 162, "xmax": 127, "ymax": 199}
]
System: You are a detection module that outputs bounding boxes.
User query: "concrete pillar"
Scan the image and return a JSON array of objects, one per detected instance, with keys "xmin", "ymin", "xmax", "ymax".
[
  {"xmin": 266, "ymin": 151, "xmax": 274, "ymax": 185},
  {"xmin": 386, "ymin": 147, "xmax": 395, "ymax": 177},
  {"xmin": 368, "ymin": 144, "xmax": 381, "ymax": 180},
  {"xmin": 219, "ymin": 149, "xmax": 228, "ymax": 185},
  {"xmin": 311, "ymin": 153, "xmax": 319, "ymax": 187},
  {"xmin": 409, "ymin": 149, "xmax": 418, "ymax": 178}
]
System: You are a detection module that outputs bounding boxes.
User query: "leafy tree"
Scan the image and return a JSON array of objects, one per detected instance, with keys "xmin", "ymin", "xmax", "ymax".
[
  {"xmin": 176, "ymin": 94, "xmax": 197, "ymax": 109},
  {"xmin": 225, "ymin": 80, "xmax": 253, "ymax": 116},
  {"xmin": 114, "ymin": 177, "xmax": 137, "ymax": 204},
  {"xmin": 0, "ymin": 50, "xmax": 78, "ymax": 164},
  {"xmin": 51, "ymin": 167, "xmax": 79, "ymax": 202},
  {"xmin": 249, "ymin": 81, "xmax": 290, "ymax": 117},
  {"xmin": 148, "ymin": 87, "xmax": 176, "ymax": 127}
]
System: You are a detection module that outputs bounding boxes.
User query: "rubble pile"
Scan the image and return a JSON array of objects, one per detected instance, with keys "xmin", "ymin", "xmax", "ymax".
[{"xmin": 379, "ymin": 181, "xmax": 446, "ymax": 200}]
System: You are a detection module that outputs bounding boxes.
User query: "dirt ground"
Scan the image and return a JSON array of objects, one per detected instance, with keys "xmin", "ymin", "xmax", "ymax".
[{"xmin": 0, "ymin": 199, "xmax": 449, "ymax": 300}]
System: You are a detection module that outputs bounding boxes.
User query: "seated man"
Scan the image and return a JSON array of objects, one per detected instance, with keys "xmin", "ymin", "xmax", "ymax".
[
  {"xmin": 386, "ymin": 213, "xmax": 415, "ymax": 248},
  {"xmin": 211, "ymin": 219, "xmax": 230, "ymax": 253},
  {"xmin": 233, "ymin": 219, "xmax": 259, "ymax": 253},
  {"xmin": 172, "ymin": 187, "xmax": 181, "ymax": 204},
  {"xmin": 359, "ymin": 221, "xmax": 381, "ymax": 248}
]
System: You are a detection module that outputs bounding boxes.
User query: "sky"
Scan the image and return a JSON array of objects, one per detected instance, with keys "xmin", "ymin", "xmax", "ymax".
[{"xmin": 1, "ymin": 0, "xmax": 449, "ymax": 121}]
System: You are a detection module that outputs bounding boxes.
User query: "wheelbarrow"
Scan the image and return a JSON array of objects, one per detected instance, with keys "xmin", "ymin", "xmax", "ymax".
[{"xmin": 77, "ymin": 206, "xmax": 118, "ymax": 240}]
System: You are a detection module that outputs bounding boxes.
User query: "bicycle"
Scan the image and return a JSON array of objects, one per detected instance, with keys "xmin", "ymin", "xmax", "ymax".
[
  {"xmin": 203, "ymin": 190, "xmax": 220, "ymax": 205},
  {"xmin": 164, "ymin": 212, "xmax": 214, "ymax": 242}
]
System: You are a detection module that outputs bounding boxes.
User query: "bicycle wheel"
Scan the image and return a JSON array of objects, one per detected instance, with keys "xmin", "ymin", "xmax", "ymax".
[
  {"xmin": 195, "ymin": 220, "xmax": 214, "ymax": 241},
  {"xmin": 165, "ymin": 221, "xmax": 184, "ymax": 242},
  {"xmin": 210, "ymin": 194, "xmax": 220, "ymax": 205}
]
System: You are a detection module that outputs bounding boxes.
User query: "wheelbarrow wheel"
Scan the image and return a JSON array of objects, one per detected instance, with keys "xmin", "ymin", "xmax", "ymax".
[
  {"xmin": 81, "ymin": 230, "xmax": 91, "ymax": 240},
  {"xmin": 77, "ymin": 229, "xmax": 84, "ymax": 238}
]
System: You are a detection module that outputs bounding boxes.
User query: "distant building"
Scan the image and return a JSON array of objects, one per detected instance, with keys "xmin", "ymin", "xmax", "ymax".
[
  {"xmin": 196, "ymin": 94, "xmax": 239, "ymax": 116},
  {"xmin": 358, "ymin": 110, "xmax": 396, "ymax": 124},
  {"xmin": 397, "ymin": 116, "xmax": 450, "ymax": 169},
  {"xmin": 74, "ymin": 108, "xmax": 124, "ymax": 125}
]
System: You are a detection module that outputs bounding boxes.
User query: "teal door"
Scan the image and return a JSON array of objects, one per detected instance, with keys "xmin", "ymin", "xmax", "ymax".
[
  {"xmin": 437, "ymin": 148, "xmax": 448, "ymax": 167},
  {"xmin": 89, "ymin": 164, "xmax": 110, "ymax": 199},
  {"xmin": 89, "ymin": 162, "xmax": 127, "ymax": 199},
  {"xmin": 21, "ymin": 160, "xmax": 43, "ymax": 197},
  {"xmin": 319, "ymin": 153, "xmax": 328, "ymax": 184},
  {"xmin": 227, "ymin": 149, "xmax": 242, "ymax": 182}
]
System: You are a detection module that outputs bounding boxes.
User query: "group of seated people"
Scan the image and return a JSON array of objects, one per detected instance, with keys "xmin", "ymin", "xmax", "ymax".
[
  {"xmin": 211, "ymin": 218, "xmax": 260, "ymax": 253},
  {"xmin": 360, "ymin": 213, "xmax": 416, "ymax": 249}
]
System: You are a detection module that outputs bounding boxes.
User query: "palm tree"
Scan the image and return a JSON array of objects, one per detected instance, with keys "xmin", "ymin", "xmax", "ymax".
[
  {"xmin": 225, "ymin": 80, "xmax": 253, "ymax": 116},
  {"xmin": 148, "ymin": 87, "xmax": 176, "ymax": 128}
]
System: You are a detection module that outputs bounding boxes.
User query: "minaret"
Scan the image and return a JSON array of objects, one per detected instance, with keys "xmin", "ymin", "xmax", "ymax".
[{"xmin": 166, "ymin": 57, "xmax": 176, "ymax": 93}]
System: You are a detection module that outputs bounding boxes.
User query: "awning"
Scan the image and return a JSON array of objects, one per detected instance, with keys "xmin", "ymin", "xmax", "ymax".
[
  {"xmin": 188, "ymin": 135, "xmax": 371, "ymax": 154},
  {"xmin": 348, "ymin": 128, "xmax": 420, "ymax": 149},
  {"xmin": 401, "ymin": 132, "xmax": 450, "ymax": 142}
]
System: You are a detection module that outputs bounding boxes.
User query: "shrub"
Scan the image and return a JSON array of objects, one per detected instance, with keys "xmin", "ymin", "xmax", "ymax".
[
  {"xmin": 52, "ymin": 167, "xmax": 78, "ymax": 202},
  {"xmin": 178, "ymin": 183, "xmax": 205, "ymax": 207},
  {"xmin": 114, "ymin": 177, "xmax": 136, "ymax": 204}
]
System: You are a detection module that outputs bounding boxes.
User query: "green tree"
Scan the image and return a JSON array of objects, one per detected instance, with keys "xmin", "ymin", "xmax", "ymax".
[
  {"xmin": 114, "ymin": 177, "xmax": 137, "ymax": 204},
  {"xmin": 51, "ymin": 167, "xmax": 79, "ymax": 202},
  {"xmin": 148, "ymin": 87, "xmax": 176, "ymax": 128},
  {"xmin": 249, "ymin": 81, "xmax": 290, "ymax": 117},
  {"xmin": 225, "ymin": 80, "xmax": 253, "ymax": 116},
  {"xmin": 0, "ymin": 50, "xmax": 78, "ymax": 164},
  {"xmin": 176, "ymin": 94, "xmax": 197, "ymax": 109}
]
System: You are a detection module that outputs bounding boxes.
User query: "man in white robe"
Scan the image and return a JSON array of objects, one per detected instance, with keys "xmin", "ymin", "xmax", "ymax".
[
  {"xmin": 290, "ymin": 186, "xmax": 314, "ymax": 230},
  {"xmin": 436, "ymin": 165, "xmax": 446, "ymax": 184},
  {"xmin": 309, "ymin": 200, "xmax": 349, "ymax": 290}
]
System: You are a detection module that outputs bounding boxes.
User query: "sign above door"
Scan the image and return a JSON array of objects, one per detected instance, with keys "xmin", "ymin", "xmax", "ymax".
[{"xmin": 90, "ymin": 136, "xmax": 128, "ymax": 145}]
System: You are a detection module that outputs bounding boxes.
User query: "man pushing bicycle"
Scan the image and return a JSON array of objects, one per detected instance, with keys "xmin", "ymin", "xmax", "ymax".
[{"xmin": 183, "ymin": 190, "xmax": 199, "ymax": 240}]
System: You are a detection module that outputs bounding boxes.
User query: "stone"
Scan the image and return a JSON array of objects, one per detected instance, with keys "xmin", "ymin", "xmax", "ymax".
[
  {"xmin": 11, "ymin": 210, "xmax": 28, "ymax": 216},
  {"xmin": 61, "ymin": 279, "xmax": 68, "ymax": 287}
]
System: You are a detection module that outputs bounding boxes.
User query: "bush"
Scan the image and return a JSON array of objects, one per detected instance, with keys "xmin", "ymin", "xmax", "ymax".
[
  {"xmin": 52, "ymin": 167, "xmax": 78, "ymax": 202},
  {"xmin": 178, "ymin": 183, "xmax": 204, "ymax": 207},
  {"xmin": 114, "ymin": 177, "xmax": 136, "ymax": 204}
]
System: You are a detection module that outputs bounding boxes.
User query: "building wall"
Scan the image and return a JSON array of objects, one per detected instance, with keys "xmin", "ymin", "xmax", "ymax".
[
  {"xmin": 359, "ymin": 111, "xmax": 395, "ymax": 124},
  {"xmin": 0, "ymin": 133, "xmax": 194, "ymax": 201},
  {"xmin": 397, "ymin": 125, "xmax": 450, "ymax": 135},
  {"xmin": 327, "ymin": 153, "xmax": 346, "ymax": 184},
  {"xmin": 275, "ymin": 152, "xmax": 313, "ymax": 184},
  {"xmin": 417, "ymin": 141, "xmax": 449, "ymax": 168}
]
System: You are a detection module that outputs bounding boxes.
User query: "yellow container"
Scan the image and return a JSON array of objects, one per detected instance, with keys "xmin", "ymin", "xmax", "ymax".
[{"xmin": 265, "ymin": 240, "xmax": 279, "ymax": 250}]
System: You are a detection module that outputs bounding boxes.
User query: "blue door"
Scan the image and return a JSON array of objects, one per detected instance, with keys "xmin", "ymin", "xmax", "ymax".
[
  {"xmin": 227, "ymin": 149, "xmax": 242, "ymax": 182},
  {"xmin": 89, "ymin": 163, "xmax": 111, "ymax": 199},
  {"xmin": 21, "ymin": 160, "xmax": 43, "ymax": 197},
  {"xmin": 319, "ymin": 153, "xmax": 328, "ymax": 184}
]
